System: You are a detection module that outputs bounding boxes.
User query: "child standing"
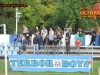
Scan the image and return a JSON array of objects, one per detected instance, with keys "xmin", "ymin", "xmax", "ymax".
[
  {"xmin": 65, "ymin": 36, "xmax": 70, "ymax": 55},
  {"xmin": 22, "ymin": 36, "xmax": 27, "ymax": 54},
  {"xmin": 33, "ymin": 34, "xmax": 39, "ymax": 55},
  {"xmin": 76, "ymin": 38, "xmax": 82, "ymax": 55},
  {"xmin": 53, "ymin": 35, "xmax": 59, "ymax": 55},
  {"xmin": 44, "ymin": 35, "xmax": 49, "ymax": 55}
]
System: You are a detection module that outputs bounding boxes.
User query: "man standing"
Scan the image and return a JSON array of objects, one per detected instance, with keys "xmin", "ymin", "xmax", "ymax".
[
  {"xmin": 34, "ymin": 26, "xmax": 41, "ymax": 49},
  {"xmin": 89, "ymin": 28, "xmax": 96, "ymax": 46},
  {"xmin": 13, "ymin": 31, "xmax": 18, "ymax": 46},
  {"xmin": 33, "ymin": 34, "xmax": 39, "ymax": 55}
]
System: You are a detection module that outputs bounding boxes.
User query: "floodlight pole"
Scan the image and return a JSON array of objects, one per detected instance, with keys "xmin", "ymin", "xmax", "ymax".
[
  {"xmin": 16, "ymin": 7, "xmax": 18, "ymax": 34},
  {"xmin": 0, "ymin": 24, "xmax": 7, "ymax": 75},
  {"xmin": 4, "ymin": 24, "xmax": 7, "ymax": 75}
]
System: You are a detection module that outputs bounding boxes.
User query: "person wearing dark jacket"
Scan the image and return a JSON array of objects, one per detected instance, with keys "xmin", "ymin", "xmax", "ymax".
[
  {"xmin": 65, "ymin": 36, "xmax": 70, "ymax": 55},
  {"xmin": 33, "ymin": 34, "xmax": 39, "ymax": 55},
  {"xmin": 89, "ymin": 28, "xmax": 96, "ymax": 45},
  {"xmin": 53, "ymin": 35, "xmax": 59, "ymax": 55},
  {"xmin": 34, "ymin": 26, "xmax": 41, "ymax": 49},
  {"xmin": 66, "ymin": 29, "xmax": 71, "ymax": 39},
  {"xmin": 44, "ymin": 35, "xmax": 49, "ymax": 55}
]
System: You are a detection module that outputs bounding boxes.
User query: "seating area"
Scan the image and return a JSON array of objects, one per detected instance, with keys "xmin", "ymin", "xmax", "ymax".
[
  {"xmin": 0, "ymin": 42, "xmax": 21, "ymax": 55},
  {"xmin": 0, "ymin": 42, "xmax": 100, "ymax": 59}
]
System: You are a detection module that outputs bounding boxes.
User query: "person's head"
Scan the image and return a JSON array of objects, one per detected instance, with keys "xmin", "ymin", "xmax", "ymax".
[
  {"xmin": 23, "ymin": 25, "xmax": 26, "ymax": 28},
  {"xmin": 14, "ymin": 31, "xmax": 16, "ymax": 34},
  {"xmin": 58, "ymin": 27, "xmax": 60, "ymax": 29},
  {"xmin": 36, "ymin": 26, "xmax": 38, "ymax": 29},
  {"xmin": 50, "ymin": 27, "xmax": 52, "ymax": 30},
  {"xmin": 79, "ymin": 28, "xmax": 82, "ymax": 31},
  {"xmin": 66, "ymin": 29, "xmax": 69, "ymax": 32},
  {"xmin": 77, "ymin": 31, "xmax": 79, "ymax": 34}
]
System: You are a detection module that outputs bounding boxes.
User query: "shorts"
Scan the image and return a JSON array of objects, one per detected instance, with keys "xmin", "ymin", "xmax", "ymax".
[{"xmin": 22, "ymin": 46, "xmax": 26, "ymax": 51}]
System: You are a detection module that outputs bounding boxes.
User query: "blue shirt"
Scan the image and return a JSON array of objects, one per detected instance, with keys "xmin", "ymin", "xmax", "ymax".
[
  {"xmin": 74, "ymin": 34, "xmax": 79, "ymax": 42},
  {"xmin": 13, "ymin": 34, "xmax": 18, "ymax": 41},
  {"xmin": 22, "ymin": 39, "xmax": 27, "ymax": 45}
]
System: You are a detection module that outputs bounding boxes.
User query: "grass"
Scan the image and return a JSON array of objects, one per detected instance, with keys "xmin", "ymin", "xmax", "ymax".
[{"xmin": 0, "ymin": 60, "xmax": 100, "ymax": 75}]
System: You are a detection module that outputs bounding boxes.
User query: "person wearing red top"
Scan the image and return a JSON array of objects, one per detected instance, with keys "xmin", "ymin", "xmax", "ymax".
[{"xmin": 76, "ymin": 38, "xmax": 82, "ymax": 55}]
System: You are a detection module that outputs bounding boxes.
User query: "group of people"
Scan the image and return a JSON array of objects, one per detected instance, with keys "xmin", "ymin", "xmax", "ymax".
[
  {"xmin": 33, "ymin": 26, "xmax": 64, "ymax": 55},
  {"xmin": 12, "ymin": 25, "xmax": 100, "ymax": 55},
  {"xmin": 19, "ymin": 25, "xmax": 72, "ymax": 55}
]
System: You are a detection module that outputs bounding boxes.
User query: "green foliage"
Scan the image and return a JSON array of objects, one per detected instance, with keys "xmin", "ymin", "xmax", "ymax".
[{"xmin": 0, "ymin": 0, "xmax": 99, "ymax": 33}]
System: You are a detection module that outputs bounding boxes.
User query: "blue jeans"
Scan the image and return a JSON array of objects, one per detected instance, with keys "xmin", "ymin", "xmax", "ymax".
[
  {"xmin": 44, "ymin": 45, "xmax": 49, "ymax": 55},
  {"xmin": 77, "ymin": 46, "xmax": 80, "ymax": 55},
  {"xmin": 27, "ymin": 39, "xmax": 30, "ymax": 45},
  {"xmin": 59, "ymin": 40, "xmax": 63, "ymax": 49},
  {"xmin": 13, "ymin": 41, "xmax": 17, "ymax": 47},
  {"xmin": 33, "ymin": 44, "xmax": 39, "ymax": 55}
]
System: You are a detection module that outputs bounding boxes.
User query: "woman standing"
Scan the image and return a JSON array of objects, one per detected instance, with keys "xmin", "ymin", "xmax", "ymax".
[{"xmin": 55, "ymin": 27, "xmax": 63, "ymax": 50}]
